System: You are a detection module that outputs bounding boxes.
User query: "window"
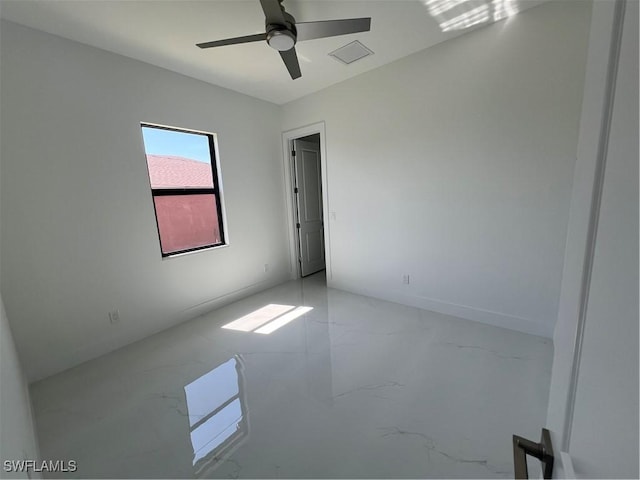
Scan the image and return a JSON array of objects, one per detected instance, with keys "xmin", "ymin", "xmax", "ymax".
[{"xmin": 141, "ymin": 124, "xmax": 226, "ymax": 257}]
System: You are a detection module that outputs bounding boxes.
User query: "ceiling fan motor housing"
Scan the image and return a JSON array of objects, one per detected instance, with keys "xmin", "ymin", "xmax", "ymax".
[{"xmin": 266, "ymin": 11, "xmax": 297, "ymax": 51}]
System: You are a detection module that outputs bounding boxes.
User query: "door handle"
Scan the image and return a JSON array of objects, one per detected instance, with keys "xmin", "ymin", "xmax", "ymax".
[{"xmin": 513, "ymin": 428, "xmax": 554, "ymax": 479}]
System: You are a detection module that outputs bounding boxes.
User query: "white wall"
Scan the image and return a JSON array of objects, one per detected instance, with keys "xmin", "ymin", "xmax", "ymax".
[
  {"xmin": 282, "ymin": 1, "xmax": 591, "ymax": 338},
  {"xmin": 0, "ymin": 21, "xmax": 290, "ymax": 381},
  {"xmin": 547, "ymin": 0, "xmax": 638, "ymax": 477}
]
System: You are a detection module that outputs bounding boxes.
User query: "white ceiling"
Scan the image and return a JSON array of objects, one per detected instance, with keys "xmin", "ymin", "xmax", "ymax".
[{"xmin": 0, "ymin": 0, "xmax": 549, "ymax": 104}]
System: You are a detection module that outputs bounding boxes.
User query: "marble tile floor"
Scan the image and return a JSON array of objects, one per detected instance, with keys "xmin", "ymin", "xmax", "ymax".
[{"xmin": 31, "ymin": 272, "xmax": 553, "ymax": 478}]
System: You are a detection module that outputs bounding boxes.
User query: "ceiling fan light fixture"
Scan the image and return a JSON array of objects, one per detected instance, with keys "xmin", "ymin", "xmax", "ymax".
[{"xmin": 267, "ymin": 29, "xmax": 296, "ymax": 51}]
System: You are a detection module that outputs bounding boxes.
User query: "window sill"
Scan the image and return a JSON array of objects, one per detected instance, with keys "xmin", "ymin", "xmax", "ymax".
[{"xmin": 162, "ymin": 243, "xmax": 229, "ymax": 260}]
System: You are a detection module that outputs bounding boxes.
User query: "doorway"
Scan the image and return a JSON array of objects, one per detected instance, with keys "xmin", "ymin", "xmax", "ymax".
[
  {"xmin": 292, "ymin": 134, "xmax": 325, "ymax": 277},
  {"xmin": 282, "ymin": 123, "xmax": 330, "ymax": 280}
]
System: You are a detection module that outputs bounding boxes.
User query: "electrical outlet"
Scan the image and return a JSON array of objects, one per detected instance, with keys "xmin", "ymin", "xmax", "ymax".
[
  {"xmin": 402, "ymin": 274, "xmax": 410, "ymax": 285},
  {"xmin": 264, "ymin": 263, "xmax": 269, "ymax": 273},
  {"xmin": 108, "ymin": 310, "xmax": 120, "ymax": 324}
]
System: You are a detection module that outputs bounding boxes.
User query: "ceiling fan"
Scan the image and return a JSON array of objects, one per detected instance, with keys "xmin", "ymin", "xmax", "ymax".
[{"xmin": 196, "ymin": 0, "xmax": 371, "ymax": 80}]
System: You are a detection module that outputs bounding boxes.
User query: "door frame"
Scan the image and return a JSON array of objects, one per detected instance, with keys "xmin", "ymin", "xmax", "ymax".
[
  {"xmin": 282, "ymin": 122, "xmax": 331, "ymax": 280},
  {"xmin": 545, "ymin": 0, "xmax": 627, "ymax": 458}
]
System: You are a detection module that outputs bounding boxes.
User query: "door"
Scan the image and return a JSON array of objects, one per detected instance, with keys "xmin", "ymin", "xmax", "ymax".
[{"xmin": 293, "ymin": 138, "xmax": 325, "ymax": 277}]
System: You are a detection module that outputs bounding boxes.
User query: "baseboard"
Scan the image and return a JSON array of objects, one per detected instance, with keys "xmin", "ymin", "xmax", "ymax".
[
  {"xmin": 32, "ymin": 274, "xmax": 290, "ymax": 382},
  {"xmin": 328, "ymin": 279, "xmax": 553, "ymax": 339}
]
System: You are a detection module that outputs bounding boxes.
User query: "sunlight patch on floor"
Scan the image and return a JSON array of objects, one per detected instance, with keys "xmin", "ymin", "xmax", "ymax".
[{"xmin": 222, "ymin": 304, "xmax": 313, "ymax": 334}]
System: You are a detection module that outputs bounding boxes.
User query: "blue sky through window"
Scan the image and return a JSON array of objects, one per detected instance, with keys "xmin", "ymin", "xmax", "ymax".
[{"xmin": 142, "ymin": 126, "xmax": 211, "ymax": 164}]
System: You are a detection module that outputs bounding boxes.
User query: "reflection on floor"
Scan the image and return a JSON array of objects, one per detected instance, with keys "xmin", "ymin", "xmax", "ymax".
[
  {"xmin": 31, "ymin": 272, "xmax": 552, "ymax": 478},
  {"xmin": 185, "ymin": 355, "xmax": 247, "ymax": 473}
]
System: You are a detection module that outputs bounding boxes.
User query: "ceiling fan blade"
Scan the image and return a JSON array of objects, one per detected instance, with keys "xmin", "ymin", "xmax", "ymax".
[
  {"xmin": 296, "ymin": 18, "xmax": 371, "ymax": 42},
  {"xmin": 197, "ymin": 33, "xmax": 267, "ymax": 49},
  {"xmin": 279, "ymin": 47, "xmax": 302, "ymax": 80},
  {"xmin": 260, "ymin": 0, "xmax": 286, "ymax": 25}
]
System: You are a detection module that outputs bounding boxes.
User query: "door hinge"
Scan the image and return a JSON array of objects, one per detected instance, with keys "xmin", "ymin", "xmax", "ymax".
[
  {"xmin": 294, "ymin": 187, "xmax": 299, "ymax": 194},
  {"xmin": 291, "ymin": 150, "xmax": 296, "ymax": 157},
  {"xmin": 296, "ymin": 223, "xmax": 301, "ymax": 229}
]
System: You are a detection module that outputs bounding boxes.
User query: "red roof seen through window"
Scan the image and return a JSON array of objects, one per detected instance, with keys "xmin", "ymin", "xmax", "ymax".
[{"xmin": 146, "ymin": 154, "xmax": 213, "ymax": 188}]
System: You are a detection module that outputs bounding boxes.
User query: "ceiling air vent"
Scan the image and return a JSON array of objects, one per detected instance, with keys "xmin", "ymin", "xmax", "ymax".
[{"xmin": 329, "ymin": 40, "xmax": 374, "ymax": 65}]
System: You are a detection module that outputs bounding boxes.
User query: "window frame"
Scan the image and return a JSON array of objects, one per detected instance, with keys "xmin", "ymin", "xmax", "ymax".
[{"xmin": 141, "ymin": 123, "xmax": 227, "ymax": 258}]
